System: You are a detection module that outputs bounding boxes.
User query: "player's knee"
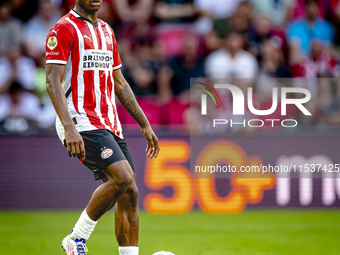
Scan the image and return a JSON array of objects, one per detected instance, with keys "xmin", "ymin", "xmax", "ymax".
[
  {"xmin": 131, "ymin": 184, "xmax": 139, "ymax": 199},
  {"xmin": 127, "ymin": 184, "xmax": 139, "ymax": 205},
  {"xmin": 114, "ymin": 176, "xmax": 133, "ymax": 194},
  {"xmin": 117, "ymin": 184, "xmax": 139, "ymax": 210}
]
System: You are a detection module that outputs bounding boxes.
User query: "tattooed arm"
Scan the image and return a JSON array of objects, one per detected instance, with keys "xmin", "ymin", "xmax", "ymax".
[{"xmin": 114, "ymin": 69, "xmax": 160, "ymax": 159}]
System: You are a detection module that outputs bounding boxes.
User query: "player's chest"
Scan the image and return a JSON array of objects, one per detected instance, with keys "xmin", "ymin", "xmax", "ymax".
[
  {"xmin": 76, "ymin": 23, "xmax": 114, "ymax": 70},
  {"xmin": 76, "ymin": 23, "xmax": 114, "ymax": 52}
]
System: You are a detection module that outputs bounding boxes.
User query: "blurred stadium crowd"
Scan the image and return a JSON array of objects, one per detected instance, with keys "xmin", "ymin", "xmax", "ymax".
[{"xmin": 1, "ymin": 0, "xmax": 340, "ymax": 134}]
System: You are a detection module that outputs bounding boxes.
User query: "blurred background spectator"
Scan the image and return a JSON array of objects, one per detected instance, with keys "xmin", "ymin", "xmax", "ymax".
[
  {"xmin": 287, "ymin": 0, "xmax": 334, "ymax": 56},
  {"xmin": 205, "ymin": 31, "xmax": 258, "ymax": 79},
  {"xmin": 1, "ymin": 0, "xmax": 340, "ymax": 135},
  {"xmin": 250, "ymin": 0, "xmax": 293, "ymax": 26},
  {"xmin": 0, "ymin": 81, "xmax": 41, "ymax": 133},
  {"xmin": 0, "ymin": 46, "xmax": 37, "ymax": 93},
  {"xmin": 159, "ymin": 34, "xmax": 204, "ymax": 103},
  {"xmin": 0, "ymin": 0, "xmax": 22, "ymax": 56},
  {"xmin": 24, "ymin": 0, "xmax": 61, "ymax": 60}
]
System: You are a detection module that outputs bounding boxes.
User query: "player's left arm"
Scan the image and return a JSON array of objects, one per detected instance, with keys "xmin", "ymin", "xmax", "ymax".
[{"xmin": 114, "ymin": 69, "xmax": 160, "ymax": 159}]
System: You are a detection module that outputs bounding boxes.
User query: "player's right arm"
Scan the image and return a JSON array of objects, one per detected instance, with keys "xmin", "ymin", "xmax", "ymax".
[
  {"xmin": 45, "ymin": 23, "xmax": 85, "ymax": 159},
  {"xmin": 46, "ymin": 65, "xmax": 85, "ymax": 159}
]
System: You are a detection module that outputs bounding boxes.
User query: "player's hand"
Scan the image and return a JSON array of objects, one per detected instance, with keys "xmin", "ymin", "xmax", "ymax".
[
  {"xmin": 64, "ymin": 126, "xmax": 85, "ymax": 159},
  {"xmin": 141, "ymin": 125, "xmax": 160, "ymax": 159}
]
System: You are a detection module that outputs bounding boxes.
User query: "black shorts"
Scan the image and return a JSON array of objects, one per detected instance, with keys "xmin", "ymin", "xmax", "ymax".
[{"xmin": 78, "ymin": 129, "xmax": 135, "ymax": 181}]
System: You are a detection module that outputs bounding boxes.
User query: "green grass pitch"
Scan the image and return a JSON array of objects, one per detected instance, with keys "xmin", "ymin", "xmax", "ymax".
[{"xmin": 0, "ymin": 210, "xmax": 339, "ymax": 255}]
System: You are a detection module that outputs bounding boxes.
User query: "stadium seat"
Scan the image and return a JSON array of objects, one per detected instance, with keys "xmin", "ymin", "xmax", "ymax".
[{"xmin": 167, "ymin": 99, "xmax": 190, "ymax": 129}]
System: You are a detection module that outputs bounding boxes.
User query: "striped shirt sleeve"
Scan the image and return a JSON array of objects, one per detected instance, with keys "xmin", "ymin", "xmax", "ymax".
[
  {"xmin": 111, "ymin": 29, "xmax": 122, "ymax": 70},
  {"xmin": 46, "ymin": 24, "xmax": 74, "ymax": 65}
]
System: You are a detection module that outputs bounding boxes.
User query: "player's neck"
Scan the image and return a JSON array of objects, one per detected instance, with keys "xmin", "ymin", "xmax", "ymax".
[{"xmin": 74, "ymin": 5, "xmax": 97, "ymax": 23}]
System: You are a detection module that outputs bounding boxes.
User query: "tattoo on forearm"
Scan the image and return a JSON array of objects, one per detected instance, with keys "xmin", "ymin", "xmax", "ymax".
[{"xmin": 115, "ymin": 82, "xmax": 149, "ymax": 127}]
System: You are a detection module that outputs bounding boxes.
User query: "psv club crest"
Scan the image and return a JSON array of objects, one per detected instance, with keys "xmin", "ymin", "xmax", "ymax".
[
  {"xmin": 106, "ymin": 35, "xmax": 112, "ymax": 45},
  {"xmin": 47, "ymin": 36, "xmax": 58, "ymax": 50},
  {"xmin": 101, "ymin": 148, "xmax": 113, "ymax": 159}
]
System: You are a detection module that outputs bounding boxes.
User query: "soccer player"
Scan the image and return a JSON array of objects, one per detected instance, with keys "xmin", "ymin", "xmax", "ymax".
[{"xmin": 45, "ymin": 0, "xmax": 160, "ymax": 254}]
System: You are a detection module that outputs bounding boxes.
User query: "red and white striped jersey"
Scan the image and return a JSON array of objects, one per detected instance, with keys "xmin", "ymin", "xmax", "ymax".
[{"xmin": 46, "ymin": 9, "xmax": 123, "ymax": 143}]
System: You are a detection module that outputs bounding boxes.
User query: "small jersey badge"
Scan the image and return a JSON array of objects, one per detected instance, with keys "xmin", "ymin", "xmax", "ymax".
[
  {"xmin": 47, "ymin": 36, "xmax": 58, "ymax": 50},
  {"xmin": 106, "ymin": 35, "xmax": 112, "ymax": 45},
  {"xmin": 101, "ymin": 148, "xmax": 113, "ymax": 159}
]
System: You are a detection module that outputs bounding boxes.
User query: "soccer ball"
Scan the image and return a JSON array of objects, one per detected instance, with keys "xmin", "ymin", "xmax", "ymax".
[{"xmin": 152, "ymin": 252, "xmax": 175, "ymax": 255}]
